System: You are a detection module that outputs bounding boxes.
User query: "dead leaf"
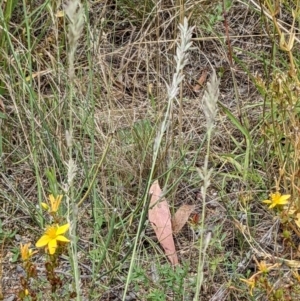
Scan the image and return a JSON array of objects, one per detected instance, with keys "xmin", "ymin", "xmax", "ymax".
[
  {"xmin": 172, "ymin": 204, "xmax": 195, "ymax": 234},
  {"xmin": 193, "ymin": 69, "xmax": 208, "ymax": 92},
  {"xmin": 148, "ymin": 181, "xmax": 178, "ymax": 265}
]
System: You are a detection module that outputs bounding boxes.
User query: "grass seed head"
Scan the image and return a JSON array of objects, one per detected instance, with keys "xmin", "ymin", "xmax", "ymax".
[
  {"xmin": 202, "ymin": 70, "xmax": 219, "ymax": 129},
  {"xmin": 64, "ymin": 0, "xmax": 84, "ymax": 79}
]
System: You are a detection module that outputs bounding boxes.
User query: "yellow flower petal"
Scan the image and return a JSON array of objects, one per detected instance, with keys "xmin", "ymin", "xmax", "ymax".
[
  {"xmin": 48, "ymin": 239, "xmax": 57, "ymax": 254},
  {"xmin": 36, "ymin": 235, "xmax": 51, "ymax": 247},
  {"xmin": 49, "ymin": 194, "xmax": 63, "ymax": 213},
  {"xmin": 49, "ymin": 194, "xmax": 55, "ymax": 203},
  {"xmin": 56, "ymin": 235, "xmax": 70, "ymax": 242},
  {"xmin": 240, "ymin": 277, "xmax": 255, "ymax": 296},
  {"xmin": 263, "ymin": 200, "xmax": 272, "ymax": 204},
  {"xmin": 56, "ymin": 223, "xmax": 70, "ymax": 235},
  {"xmin": 268, "ymin": 202, "xmax": 276, "ymax": 209},
  {"xmin": 20, "ymin": 243, "xmax": 36, "ymax": 261},
  {"xmin": 278, "ymin": 194, "xmax": 290, "ymax": 204}
]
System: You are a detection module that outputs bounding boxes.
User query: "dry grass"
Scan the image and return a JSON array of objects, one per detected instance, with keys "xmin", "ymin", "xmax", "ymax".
[{"xmin": 1, "ymin": 0, "xmax": 300, "ymax": 300}]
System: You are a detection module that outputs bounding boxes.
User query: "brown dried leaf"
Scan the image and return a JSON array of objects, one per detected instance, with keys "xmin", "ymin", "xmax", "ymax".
[
  {"xmin": 172, "ymin": 204, "xmax": 196, "ymax": 234},
  {"xmin": 193, "ymin": 84, "xmax": 201, "ymax": 92},
  {"xmin": 197, "ymin": 69, "xmax": 208, "ymax": 85},
  {"xmin": 148, "ymin": 180, "xmax": 178, "ymax": 265},
  {"xmin": 193, "ymin": 69, "xmax": 208, "ymax": 92}
]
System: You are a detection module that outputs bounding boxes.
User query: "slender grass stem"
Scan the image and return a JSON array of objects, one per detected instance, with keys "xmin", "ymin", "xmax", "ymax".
[
  {"xmin": 122, "ymin": 17, "xmax": 194, "ymax": 301},
  {"xmin": 22, "ymin": 0, "xmax": 44, "ymax": 227},
  {"xmin": 193, "ymin": 71, "xmax": 219, "ymax": 300}
]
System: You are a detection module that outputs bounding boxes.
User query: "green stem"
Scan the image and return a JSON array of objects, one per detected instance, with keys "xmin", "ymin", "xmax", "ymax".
[{"xmin": 22, "ymin": 0, "xmax": 44, "ymax": 227}]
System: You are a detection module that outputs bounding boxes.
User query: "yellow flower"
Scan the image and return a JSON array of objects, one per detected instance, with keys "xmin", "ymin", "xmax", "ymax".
[
  {"xmin": 36, "ymin": 223, "xmax": 70, "ymax": 255},
  {"xmin": 263, "ymin": 192, "xmax": 290, "ymax": 209},
  {"xmin": 257, "ymin": 260, "xmax": 269, "ymax": 274},
  {"xmin": 251, "ymin": 257, "xmax": 280, "ymax": 279},
  {"xmin": 256, "ymin": 260, "xmax": 279, "ymax": 274},
  {"xmin": 41, "ymin": 194, "xmax": 63, "ymax": 213},
  {"xmin": 240, "ymin": 277, "xmax": 256, "ymax": 296},
  {"xmin": 20, "ymin": 243, "xmax": 37, "ymax": 261}
]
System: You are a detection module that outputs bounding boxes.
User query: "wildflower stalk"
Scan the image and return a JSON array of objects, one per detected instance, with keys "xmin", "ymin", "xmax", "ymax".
[
  {"xmin": 19, "ymin": 243, "xmax": 37, "ymax": 299},
  {"xmin": 193, "ymin": 71, "xmax": 219, "ymax": 301},
  {"xmin": 122, "ymin": 17, "xmax": 194, "ymax": 301},
  {"xmin": 35, "ymin": 193, "xmax": 72, "ymax": 297}
]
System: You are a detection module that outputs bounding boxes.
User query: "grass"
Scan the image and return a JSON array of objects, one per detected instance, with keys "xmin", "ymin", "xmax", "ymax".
[{"xmin": 1, "ymin": 0, "xmax": 300, "ymax": 300}]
